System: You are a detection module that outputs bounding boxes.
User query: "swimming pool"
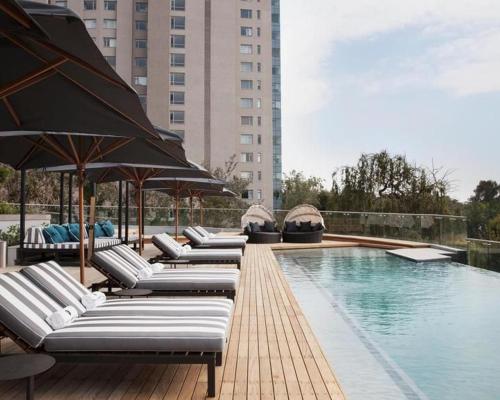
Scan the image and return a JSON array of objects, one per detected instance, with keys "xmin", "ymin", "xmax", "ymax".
[{"xmin": 275, "ymin": 247, "xmax": 500, "ymax": 400}]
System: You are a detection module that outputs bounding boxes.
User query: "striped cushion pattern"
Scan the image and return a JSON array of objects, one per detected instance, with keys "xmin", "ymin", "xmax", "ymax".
[
  {"xmin": 152, "ymin": 233, "xmax": 182, "ymax": 259},
  {"xmin": 23, "ymin": 238, "xmax": 121, "ymax": 249},
  {"xmin": 44, "ymin": 315, "xmax": 229, "ymax": 352},
  {"xmin": 92, "ymin": 250, "xmax": 139, "ymax": 288},
  {"xmin": 24, "ymin": 227, "xmax": 46, "ymax": 244},
  {"xmin": 136, "ymin": 269, "xmax": 240, "ymax": 291},
  {"xmin": 0, "ymin": 273, "xmax": 55, "ymax": 348},
  {"xmin": 111, "ymin": 244, "xmax": 151, "ymax": 271},
  {"xmin": 180, "ymin": 249, "xmax": 241, "ymax": 261},
  {"xmin": 84, "ymin": 298, "xmax": 234, "ymax": 318},
  {"xmin": 183, "ymin": 228, "xmax": 205, "ymax": 245},
  {"xmin": 22, "ymin": 261, "xmax": 91, "ymax": 315}
]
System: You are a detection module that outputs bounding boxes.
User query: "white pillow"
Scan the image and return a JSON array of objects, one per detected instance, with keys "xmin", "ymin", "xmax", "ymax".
[
  {"xmin": 137, "ymin": 267, "xmax": 153, "ymax": 279},
  {"xmin": 46, "ymin": 306, "xmax": 78, "ymax": 330},
  {"xmin": 209, "ymin": 233, "xmax": 215, "ymax": 238},
  {"xmin": 150, "ymin": 262, "xmax": 164, "ymax": 273},
  {"xmin": 81, "ymin": 291, "xmax": 106, "ymax": 310}
]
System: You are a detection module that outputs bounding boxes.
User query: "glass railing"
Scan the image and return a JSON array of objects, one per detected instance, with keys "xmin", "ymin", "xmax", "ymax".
[{"xmin": 467, "ymin": 239, "xmax": 500, "ymax": 272}]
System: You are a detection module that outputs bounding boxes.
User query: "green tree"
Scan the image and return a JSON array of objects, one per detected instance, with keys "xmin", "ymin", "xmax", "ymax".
[
  {"xmin": 281, "ymin": 170, "xmax": 325, "ymax": 209},
  {"xmin": 465, "ymin": 180, "xmax": 500, "ymax": 239}
]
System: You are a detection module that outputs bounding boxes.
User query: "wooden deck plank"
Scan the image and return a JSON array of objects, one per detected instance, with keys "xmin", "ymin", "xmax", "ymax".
[{"xmin": 0, "ymin": 243, "xmax": 345, "ymax": 400}]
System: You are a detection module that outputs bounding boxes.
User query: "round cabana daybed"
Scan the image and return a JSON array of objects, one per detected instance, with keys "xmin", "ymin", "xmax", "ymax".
[
  {"xmin": 241, "ymin": 205, "xmax": 281, "ymax": 244},
  {"xmin": 282, "ymin": 204, "xmax": 325, "ymax": 243}
]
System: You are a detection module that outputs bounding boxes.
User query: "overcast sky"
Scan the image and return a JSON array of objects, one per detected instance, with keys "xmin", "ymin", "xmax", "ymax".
[{"xmin": 280, "ymin": 0, "xmax": 500, "ymax": 201}]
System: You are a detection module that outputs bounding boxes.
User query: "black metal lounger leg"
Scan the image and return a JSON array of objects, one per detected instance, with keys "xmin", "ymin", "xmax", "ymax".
[
  {"xmin": 216, "ymin": 352, "xmax": 222, "ymax": 366},
  {"xmin": 237, "ymin": 261, "xmax": 241, "ymax": 270},
  {"xmin": 207, "ymin": 354, "xmax": 216, "ymax": 397}
]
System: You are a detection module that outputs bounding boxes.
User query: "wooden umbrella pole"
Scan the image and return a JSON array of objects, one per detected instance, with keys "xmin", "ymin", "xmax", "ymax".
[
  {"xmin": 137, "ymin": 182, "xmax": 143, "ymax": 255},
  {"xmin": 199, "ymin": 196, "xmax": 204, "ymax": 226},
  {"xmin": 175, "ymin": 192, "xmax": 180, "ymax": 241},
  {"xmin": 189, "ymin": 195, "xmax": 194, "ymax": 226},
  {"xmin": 77, "ymin": 165, "xmax": 85, "ymax": 284}
]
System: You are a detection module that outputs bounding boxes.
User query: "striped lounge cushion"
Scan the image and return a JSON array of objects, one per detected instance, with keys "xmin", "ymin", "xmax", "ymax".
[
  {"xmin": 111, "ymin": 244, "xmax": 151, "ymax": 271},
  {"xmin": 0, "ymin": 273, "xmax": 58, "ymax": 348},
  {"xmin": 43, "ymin": 315, "xmax": 229, "ymax": 352},
  {"xmin": 23, "ymin": 238, "xmax": 121, "ymax": 250},
  {"xmin": 183, "ymin": 227, "xmax": 205, "ymax": 245},
  {"xmin": 92, "ymin": 250, "xmax": 139, "ymax": 288},
  {"xmin": 179, "ymin": 248, "xmax": 241, "ymax": 261},
  {"xmin": 152, "ymin": 233, "xmax": 183, "ymax": 259},
  {"xmin": 136, "ymin": 269, "xmax": 240, "ymax": 291}
]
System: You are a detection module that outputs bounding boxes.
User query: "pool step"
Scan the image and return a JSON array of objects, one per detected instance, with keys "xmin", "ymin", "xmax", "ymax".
[{"xmin": 386, "ymin": 248, "xmax": 454, "ymax": 262}]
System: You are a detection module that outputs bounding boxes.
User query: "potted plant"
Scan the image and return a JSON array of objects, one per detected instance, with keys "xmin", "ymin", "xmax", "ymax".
[{"xmin": 0, "ymin": 224, "xmax": 20, "ymax": 266}]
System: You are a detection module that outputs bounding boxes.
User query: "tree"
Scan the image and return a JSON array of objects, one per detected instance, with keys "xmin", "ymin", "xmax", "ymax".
[
  {"xmin": 465, "ymin": 180, "xmax": 500, "ymax": 239},
  {"xmin": 281, "ymin": 170, "xmax": 325, "ymax": 209}
]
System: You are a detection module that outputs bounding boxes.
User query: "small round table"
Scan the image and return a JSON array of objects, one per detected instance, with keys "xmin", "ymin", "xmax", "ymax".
[
  {"xmin": 167, "ymin": 259, "xmax": 191, "ymax": 269},
  {"xmin": 114, "ymin": 288, "xmax": 153, "ymax": 298},
  {"xmin": 0, "ymin": 354, "xmax": 55, "ymax": 400}
]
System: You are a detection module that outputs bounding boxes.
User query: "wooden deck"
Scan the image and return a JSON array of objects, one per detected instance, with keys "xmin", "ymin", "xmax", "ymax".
[{"xmin": 0, "ymin": 244, "xmax": 345, "ymax": 400}]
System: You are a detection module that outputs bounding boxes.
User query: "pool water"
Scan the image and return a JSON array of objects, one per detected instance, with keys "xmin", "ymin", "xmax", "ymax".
[{"xmin": 275, "ymin": 247, "xmax": 500, "ymax": 400}]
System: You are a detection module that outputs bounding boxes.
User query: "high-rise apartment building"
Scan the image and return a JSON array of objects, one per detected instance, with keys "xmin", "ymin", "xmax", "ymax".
[{"xmin": 41, "ymin": 0, "xmax": 282, "ymax": 209}]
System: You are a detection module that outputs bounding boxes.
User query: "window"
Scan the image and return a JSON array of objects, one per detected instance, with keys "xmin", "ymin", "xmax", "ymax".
[
  {"xmin": 240, "ymin": 171, "xmax": 254, "ymax": 181},
  {"xmin": 241, "ymin": 80, "xmax": 253, "ymax": 90},
  {"xmin": 257, "ymin": 134, "xmax": 262, "ymax": 144},
  {"xmin": 241, "ymin": 9, "xmax": 252, "ymax": 18},
  {"xmin": 136, "ymin": 20, "xmax": 147, "ymax": 30},
  {"xmin": 135, "ymin": 57, "xmax": 147, "ymax": 68},
  {"xmin": 257, "ymin": 116, "xmax": 262, "ymax": 126},
  {"xmin": 103, "ymin": 19, "xmax": 116, "ymax": 28},
  {"xmin": 240, "ymin": 26, "xmax": 253, "ymax": 37},
  {"xmin": 135, "ymin": 39, "xmax": 147, "ymax": 48},
  {"xmin": 83, "ymin": 0, "xmax": 96, "ymax": 10},
  {"xmin": 256, "ymin": 98, "xmax": 262, "ymax": 108},
  {"xmin": 258, "ymin": 171, "xmax": 262, "ymax": 181},
  {"xmin": 103, "ymin": 37, "xmax": 116, "ymax": 48},
  {"xmin": 171, "ymin": 35, "xmax": 185, "ymax": 48},
  {"xmin": 170, "ymin": 111, "xmax": 185, "ymax": 124},
  {"xmin": 104, "ymin": 0, "xmax": 116, "ymax": 11},
  {"xmin": 257, "ymin": 10, "xmax": 261, "ymax": 19},
  {"xmin": 257, "ymin": 189, "xmax": 262, "ymax": 200},
  {"xmin": 240, "ymin": 44, "xmax": 253, "ymax": 54},
  {"xmin": 84, "ymin": 19, "xmax": 96, "ymax": 29},
  {"xmin": 240, "ymin": 152, "xmax": 253, "ymax": 163},
  {"xmin": 241, "ymin": 116, "xmax": 253, "ymax": 126},
  {"xmin": 55, "ymin": 0, "xmax": 67, "ymax": 7},
  {"xmin": 257, "ymin": 62, "xmax": 262, "ymax": 72},
  {"xmin": 133, "ymin": 76, "xmax": 147, "ymax": 86},
  {"xmin": 257, "ymin": 152, "xmax": 262, "ymax": 163},
  {"xmin": 257, "ymin": 27, "xmax": 261, "ymax": 37},
  {"xmin": 136, "ymin": 2, "xmax": 147, "ymax": 12},
  {"xmin": 170, "ymin": 53, "xmax": 185, "ymax": 67},
  {"xmin": 170, "ymin": 91, "xmax": 185, "ymax": 105},
  {"xmin": 240, "ymin": 62, "xmax": 253, "ymax": 72},
  {"xmin": 171, "ymin": 16, "xmax": 185, "ymax": 30},
  {"xmin": 240, "ymin": 98, "xmax": 253, "ymax": 108},
  {"xmin": 104, "ymin": 56, "xmax": 116, "ymax": 66},
  {"xmin": 257, "ymin": 44, "xmax": 261, "ymax": 55},
  {"xmin": 242, "ymin": 190, "xmax": 254, "ymax": 200},
  {"xmin": 257, "ymin": 80, "xmax": 262, "ymax": 90},
  {"xmin": 171, "ymin": 0, "xmax": 185, "ymax": 11},
  {"xmin": 170, "ymin": 72, "xmax": 185, "ymax": 86},
  {"xmin": 240, "ymin": 134, "xmax": 253, "ymax": 144}
]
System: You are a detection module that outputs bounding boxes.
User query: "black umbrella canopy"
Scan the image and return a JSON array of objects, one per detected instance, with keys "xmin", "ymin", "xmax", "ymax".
[
  {"xmin": 142, "ymin": 177, "xmax": 226, "ymax": 193},
  {"xmin": 0, "ymin": 0, "xmax": 157, "ymax": 138}
]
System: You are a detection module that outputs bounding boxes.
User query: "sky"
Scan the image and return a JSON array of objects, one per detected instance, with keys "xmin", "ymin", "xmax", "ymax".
[{"xmin": 280, "ymin": 0, "xmax": 500, "ymax": 201}]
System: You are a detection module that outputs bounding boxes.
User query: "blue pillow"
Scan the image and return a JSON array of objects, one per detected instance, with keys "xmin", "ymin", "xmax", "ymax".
[
  {"xmin": 42, "ymin": 225, "xmax": 64, "ymax": 244},
  {"xmin": 53, "ymin": 224, "xmax": 71, "ymax": 242},
  {"xmin": 100, "ymin": 220, "xmax": 115, "ymax": 237},
  {"xmin": 93, "ymin": 222, "xmax": 105, "ymax": 238},
  {"xmin": 67, "ymin": 223, "xmax": 83, "ymax": 242}
]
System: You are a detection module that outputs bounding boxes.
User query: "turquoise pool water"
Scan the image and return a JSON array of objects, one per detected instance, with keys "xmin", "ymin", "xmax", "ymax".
[{"xmin": 275, "ymin": 247, "xmax": 500, "ymax": 400}]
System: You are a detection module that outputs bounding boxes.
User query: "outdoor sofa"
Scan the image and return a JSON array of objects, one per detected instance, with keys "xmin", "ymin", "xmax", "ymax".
[
  {"xmin": 183, "ymin": 227, "xmax": 246, "ymax": 253},
  {"xmin": 282, "ymin": 204, "xmax": 325, "ymax": 243},
  {"xmin": 241, "ymin": 204, "xmax": 282, "ymax": 244},
  {"xmin": 152, "ymin": 233, "xmax": 242, "ymax": 269},
  {"xmin": 193, "ymin": 225, "xmax": 249, "ymax": 242},
  {"xmin": 91, "ymin": 245, "xmax": 240, "ymax": 299},
  {"xmin": 0, "ymin": 271, "xmax": 231, "ymax": 396},
  {"xmin": 20, "ymin": 222, "xmax": 138, "ymax": 264}
]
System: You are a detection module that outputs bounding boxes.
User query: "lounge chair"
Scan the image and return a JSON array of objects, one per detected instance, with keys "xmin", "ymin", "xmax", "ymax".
[
  {"xmin": 241, "ymin": 205, "xmax": 282, "ymax": 243},
  {"xmin": 183, "ymin": 227, "xmax": 246, "ymax": 253},
  {"xmin": 22, "ymin": 260, "xmax": 234, "ymax": 318},
  {"xmin": 193, "ymin": 226, "xmax": 248, "ymax": 242},
  {"xmin": 0, "ymin": 273, "xmax": 229, "ymax": 396},
  {"xmin": 282, "ymin": 204, "xmax": 325, "ymax": 243},
  {"xmin": 91, "ymin": 248, "xmax": 240, "ymax": 299},
  {"xmin": 152, "ymin": 233, "xmax": 242, "ymax": 269}
]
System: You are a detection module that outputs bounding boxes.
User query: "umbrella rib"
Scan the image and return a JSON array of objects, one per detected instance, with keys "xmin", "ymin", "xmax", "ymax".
[
  {"xmin": 40, "ymin": 134, "xmax": 76, "ymax": 164},
  {"xmin": 83, "ymin": 137, "xmax": 105, "ymax": 164},
  {"xmin": 0, "ymin": 58, "xmax": 66, "ymax": 98},
  {"xmin": 15, "ymin": 139, "xmax": 42, "ymax": 170},
  {"xmin": 2, "ymin": 98, "xmax": 21, "ymax": 127},
  {"xmin": 87, "ymin": 138, "xmax": 134, "ymax": 162},
  {"xmin": 145, "ymin": 138, "xmax": 190, "ymax": 167},
  {"xmin": 21, "ymin": 136, "xmax": 73, "ymax": 165},
  {"xmin": 66, "ymin": 136, "xmax": 81, "ymax": 165},
  {"xmin": 0, "ymin": 3, "xmax": 32, "ymax": 29}
]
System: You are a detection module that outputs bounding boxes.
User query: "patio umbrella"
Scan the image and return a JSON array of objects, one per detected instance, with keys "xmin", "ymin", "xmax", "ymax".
[
  {"xmin": 143, "ymin": 178, "xmax": 227, "ymax": 239},
  {"xmin": 45, "ymin": 160, "xmax": 210, "ymax": 255},
  {"xmin": 0, "ymin": 1, "xmax": 189, "ymax": 281}
]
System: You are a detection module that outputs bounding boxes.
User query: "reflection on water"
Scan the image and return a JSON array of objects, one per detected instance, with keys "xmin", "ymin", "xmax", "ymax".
[{"xmin": 276, "ymin": 247, "xmax": 500, "ymax": 400}]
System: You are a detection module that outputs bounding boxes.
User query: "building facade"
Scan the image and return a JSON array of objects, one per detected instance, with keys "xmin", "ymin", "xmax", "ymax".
[{"xmin": 42, "ymin": 0, "xmax": 282, "ymax": 209}]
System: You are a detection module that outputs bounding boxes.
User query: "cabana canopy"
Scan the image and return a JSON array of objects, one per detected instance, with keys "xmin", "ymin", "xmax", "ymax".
[
  {"xmin": 283, "ymin": 204, "xmax": 325, "ymax": 226},
  {"xmin": 241, "ymin": 204, "xmax": 275, "ymax": 229}
]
